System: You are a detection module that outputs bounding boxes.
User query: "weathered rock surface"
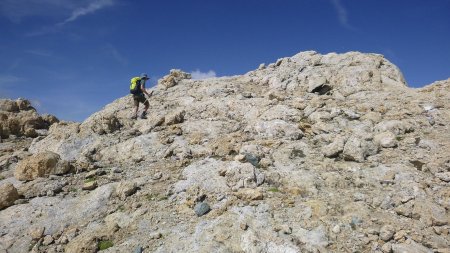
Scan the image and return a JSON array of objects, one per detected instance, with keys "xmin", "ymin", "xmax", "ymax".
[
  {"xmin": 0, "ymin": 182, "xmax": 19, "ymax": 210},
  {"xmin": 14, "ymin": 151, "xmax": 71, "ymax": 181},
  {"xmin": 1, "ymin": 51, "xmax": 449, "ymax": 252},
  {"xmin": 0, "ymin": 98, "xmax": 58, "ymax": 139}
]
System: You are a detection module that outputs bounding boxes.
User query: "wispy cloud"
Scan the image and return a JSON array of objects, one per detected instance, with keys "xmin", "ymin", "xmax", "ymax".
[
  {"xmin": 25, "ymin": 49, "xmax": 53, "ymax": 57},
  {"xmin": 0, "ymin": 74, "xmax": 25, "ymax": 85},
  {"xmin": 0, "ymin": 74, "xmax": 25, "ymax": 98},
  {"xmin": 7, "ymin": 59, "xmax": 22, "ymax": 71},
  {"xmin": 191, "ymin": 69, "xmax": 217, "ymax": 80},
  {"xmin": 57, "ymin": 0, "xmax": 115, "ymax": 26},
  {"xmin": 1, "ymin": 0, "xmax": 116, "ymax": 36},
  {"xmin": 330, "ymin": 0, "xmax": 355, "ymax": 30},
  {"xmin": 0, "ymin": 0, "xmax": 76, "ymax": 23},
  {"xmin": 105, "ymin": 44, "xmax": 128, "ymax": 66}
]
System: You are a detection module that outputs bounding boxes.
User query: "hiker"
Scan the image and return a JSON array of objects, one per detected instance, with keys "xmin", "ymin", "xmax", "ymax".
[{"xmin": 130, "ymin": 73, "xmax": 153, "ymax": 119}]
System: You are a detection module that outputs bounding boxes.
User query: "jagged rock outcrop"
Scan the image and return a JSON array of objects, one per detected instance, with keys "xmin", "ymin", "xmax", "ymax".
[
  {"xmin": 0, "ymin": 98, "xmax": 58, "ymax": 139},
  {"xmin": 0, "ymin": 51, "xmax": 449, "ymax": 253}
]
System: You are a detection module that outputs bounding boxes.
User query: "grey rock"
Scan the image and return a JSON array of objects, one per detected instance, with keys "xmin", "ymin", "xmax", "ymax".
[
  {"xmin": 134, "ymin": 246, "xmax": 144, "ymax": 253},
  {"xmin": 194, "ymin": 202, "xmax": 210, "ymax": 217},
  {"xmin": 380, "ymin": 225, "xmax": 395, "ymax": 241}
]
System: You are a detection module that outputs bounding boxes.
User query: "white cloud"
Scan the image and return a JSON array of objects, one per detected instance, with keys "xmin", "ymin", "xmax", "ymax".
[
  {"xmin": 57, "ymin": 0, "xmax": 115, "ymax": 26},
  {"xmin": 1, "ymin": 0, "xmax": 116, "ymax": 36},
  {"xmin": 330, "ymin": 0, "xmax": 355, "ymax": 30},
  {"xmin": 191, "ymin": 69, "xmax": 217, "ymax": 80}
]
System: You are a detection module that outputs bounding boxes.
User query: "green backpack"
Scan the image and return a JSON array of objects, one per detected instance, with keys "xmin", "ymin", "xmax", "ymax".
[{"xmin": 130, "ymin": 77, "xmax": 141, "ymax": 94}]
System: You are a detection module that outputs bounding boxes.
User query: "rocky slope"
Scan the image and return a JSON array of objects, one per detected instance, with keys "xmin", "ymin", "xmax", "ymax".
[{"xmin": 0, "ymin": 51, "xmax": 449, "ymax": 253}]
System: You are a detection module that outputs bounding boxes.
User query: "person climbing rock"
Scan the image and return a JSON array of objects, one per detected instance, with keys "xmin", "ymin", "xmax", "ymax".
[{"xmin": 130, "ymin": 73, "xmax": 153, "ymax": 119}]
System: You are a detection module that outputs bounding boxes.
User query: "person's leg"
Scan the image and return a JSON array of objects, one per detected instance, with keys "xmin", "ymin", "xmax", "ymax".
[
  {"xmin": 139, "ymin": 95, "xmax": 148, "ymax": 119},
  {"xmin": 144, "ymin": 100, "xmax": 149, "ymax": 113},
  {"xmin": 132, "ymin": 96, "xmax": 139, "ymax": 119}
]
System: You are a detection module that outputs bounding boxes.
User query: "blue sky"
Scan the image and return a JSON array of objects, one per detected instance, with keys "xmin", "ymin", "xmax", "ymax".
[{"xmin": 0, "ymin": 0, "xmax": 449, "ymax": 122}]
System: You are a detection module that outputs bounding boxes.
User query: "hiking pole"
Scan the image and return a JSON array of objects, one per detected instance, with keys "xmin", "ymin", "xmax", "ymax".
[{"xmin": 144, "ymin": 90, "xmax": 154, "ymax": 105}]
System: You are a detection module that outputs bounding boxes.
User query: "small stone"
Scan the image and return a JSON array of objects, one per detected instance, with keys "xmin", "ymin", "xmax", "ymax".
[
  {"xmin": 112, "ymin": 167, "xmax": 122, "ymax": 173},
  {"xmin": 29, "ymin": 226, "xmax": 45, "ymax": 240},
  {"xmin": 353, "ymin": 192, "xmax": 365, "ymax": 201},
  {"xmin": 194, "ymin": 202, "xmax": 211, "ymax": 217},
  {"xmin": 149, "ymin": 232, "xmax": 162, "ymax": 239},
  {"xmin": 234, "ymin": 154, "xmax": 246, "ymax": 162},
  {"xmin": 82, "ymin": 181, "xmax": 98, "ymax": 191},
  {"xmin": 394, "ymin": 230, "xmax": 406, "ymax": 241},
  {"xmin": 374, "ymin": 131, "xmax": 398, "ymax": 148},
  {"xmin": 134, "ymin": 246, "xmax": 144, "ymax": 253},
  {"xmin": 116, "ymin": 182, "xmax": 138, "ymax": 200},
  {"xmin": 395, "ymin": 205, "xmax": 412, "ymax": 217},
  {"xmin": 240, "ymin": 222, "xmax": 248, "ymax": 230},
  {"xmin": 57, "ymin": 235, "xmax": 69, "ymax": 244},
  {"xmin": 132, "ymin": 203, "xmax": 142, "ymax": 209},
  {"xmin": 152, "ymin": 172, "xmax": 163, "ymax": 180},
  {"xmin": 42, "ymin": 235, "xmax": 54, "ymax": 246},
  {"xmin": 381, "ymin": 242, "xmax": 392, "ymax": 253},
  {"xmin": 380, "ymin": 225, "xmax": 395, "ymax": 241},
  {"xmin": 332, "ymin": 225, "xmax": 341, "ymax": 234},
  {"xmin": 85, "ymin": 170, "xmax": 97, "ymax": 179},
  {"xmin": 234, "ymin": 188, "xmax": 264, "ymax": 201}
]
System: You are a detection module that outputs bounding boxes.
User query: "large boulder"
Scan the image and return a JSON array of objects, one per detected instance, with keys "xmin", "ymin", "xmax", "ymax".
[
  {"xmin": 0, "ymin": 182, "xmax": 19, "ymax": 210},
  {"xmin": 14, "ymin": 151, "xmax": 72, "ymax": 181}
]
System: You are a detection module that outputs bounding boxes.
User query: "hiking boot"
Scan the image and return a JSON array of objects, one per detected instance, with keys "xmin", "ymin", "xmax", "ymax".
[{"xmin": 140, "ymin": 112, "xmax": 147, "ymax": 119}]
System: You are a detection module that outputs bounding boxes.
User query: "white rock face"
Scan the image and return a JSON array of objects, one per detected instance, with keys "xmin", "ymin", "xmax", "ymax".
[{"xmin": 1, "ymin": 51, "xmax": 449, "ymax": 253}]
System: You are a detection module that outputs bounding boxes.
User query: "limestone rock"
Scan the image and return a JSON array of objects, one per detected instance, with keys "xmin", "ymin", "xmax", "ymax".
[
  {"xmin": 374, "ymin": 131, "xmax": 398, "ymax": 148},
  {"xmin": 234, "ymin": 188, "xmax": 263, "ymax": 201},
  {"xmin": 0, "ymin": 182, "xmax": 19, "ymax": 210},
  {"xmin": 116, "ymin": 181, "xmax": 138, "ymax": 200},
  {"xmin": 1, "ymin": 52, "xmax": 450, "ymax": 253},
  {"xmin": 158, "ymin": 69, "xmax": 191, "ymax": 89},
  {"xmin": 380, "ymin": 225, "xmax": 395, "ymax": 241},
  {"xmin": 14, "ymin": 151, "xmax": 71, "ymax": 181},
  {"xmin": 0, "ymin": 99, "xmax": 58, "ymax": 139},
  {"xmin": 391, "ymin": 241, "xmax": 432, "ymax": 253},
  {"xmin": 322, "ymin": 135, "xmax": 346, "ymax": 157}
]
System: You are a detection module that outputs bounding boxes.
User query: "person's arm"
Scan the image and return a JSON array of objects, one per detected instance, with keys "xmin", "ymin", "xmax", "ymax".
[{"xmin": 141, "ymin": 82, "xmax": 153, "ymax": 97}]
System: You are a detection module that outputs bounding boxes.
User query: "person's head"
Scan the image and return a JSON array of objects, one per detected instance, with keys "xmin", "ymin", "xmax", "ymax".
[{"xmin": 140, "ymin": 73, "xmax": 150, "ymax": 80}]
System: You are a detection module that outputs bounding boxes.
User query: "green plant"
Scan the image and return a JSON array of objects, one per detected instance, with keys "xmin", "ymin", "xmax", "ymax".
[
  {"xmin": 146, "ymin": 193, "xmax": 168, "ymax": 201},
  {"xmin": 0, "ymin": 175, "xmax": 5, "ymax": 180},
  {"xmin": 84, "ymin": 177, "xmax": 96, "ymax": 183},
  {"xmin": 268, "ymin": 187, "xmax": 279, "ymax": 193},
  {"xmin": 158, "ymin": 195, "xmax": 168, "ymax": 201},
  {"xmin": 98, "ymin": 240, "xmax": 114, "ymax": 250},
  {"xmin": 396, "ymin": 136, "xmax": 404, "ymax": 141},
  {"xmin": 69, "ymin": 187, "xmax": 78, "ymax": 192}
]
